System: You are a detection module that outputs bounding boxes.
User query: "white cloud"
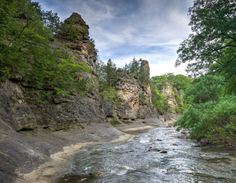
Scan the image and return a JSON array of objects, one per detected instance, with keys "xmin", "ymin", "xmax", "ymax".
[
  {"xmin": 111, "ymin": 51, "xmax": 188, "ymax": 77},
  {"xmin": 150, "ymin": 62, "xmax": 187, "ymax": 77},
  {"xmin": 37, "ymin": 0, "xmax": 194, "ymax": 76}
]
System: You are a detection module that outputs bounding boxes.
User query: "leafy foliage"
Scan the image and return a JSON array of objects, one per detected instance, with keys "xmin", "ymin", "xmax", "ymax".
[
  {"xmin": 100, "ymin": 86, "xmax": 120, "ymax": 104},
  {"xmin": 185, "ymin": 75, "xmax": 225, "ymax": 104},
  {"xmin": 151, "ymin": 74, "xmax": 192, "ymax": 113},
  {"xmin": 176, "ymin": 0, "xmax": 236, "ymax": 76},
  {"xmin": 31, "ymin": 2, "xmax": 61, "ymax": 34},
  {"xmin": 105, "ymin": 59, "xmax": 118, "ymax": 86},
  {"xmin": 210, "ymin": 46, "xmax": 236, "ymax": 94},
  {"xmin": 175, "ymin": 96, "xmax": 236, "ymax": 142},
  {"xmin": 0, "ymin": 0, "xmax": 91, "ymax": 95},
  {"xmin": 96, "ymin": 59, "xmax": 119, "ymax": 103},
  {"xmin": 175, "ymin": 75, "xmax": 236, "ymax": 143},
  {"xmin": 124, "ymin": 58, "xmax": 150, "ymax": 85},
  {"xmin": 124, "ymin": 58, "xmax": 140, "ymax": 79},
  {"xmin": 175, "ymin": 0, "xmax": 236, "ymax": 144},
  {"xmin": 151, "ymin": 85, "xmax": 168, "ymax": 114}
]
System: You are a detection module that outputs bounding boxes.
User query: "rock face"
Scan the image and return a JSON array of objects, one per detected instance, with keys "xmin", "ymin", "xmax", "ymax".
[
  {"xmin": 0, "ymin": 14, "xmax": 103, "ymax": 132},
  {"xmin": 161, "ymin": 82, "xmax": 178, "ymax": 113},
  {"xmin": 57, "ymin": 12, "xmax": 97, "ymax": 70},
  {"xmin": 0, "ymin": 81, "xmax": 104, "ymax": 132},
  {"xmin": 0, "ymin": 13, "xmax": 157, "ymax": 132},
  {"xmin": 115, "ymin": 60, "xmax": 157, "ymax": 120},
  {"xmin": 56, "ymin": 12, "xmax": 100, "ymax": 97}
]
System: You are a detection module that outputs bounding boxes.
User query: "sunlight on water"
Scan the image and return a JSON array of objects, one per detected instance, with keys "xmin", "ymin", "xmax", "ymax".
[{"xmin": 55, "ymin": 128, "xmax": 236, "ymax": 183}]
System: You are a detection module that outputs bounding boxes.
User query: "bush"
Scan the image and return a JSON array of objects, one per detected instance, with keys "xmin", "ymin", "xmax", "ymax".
[
  {"xmin": 185, "ymin": 75, "xmax": 225, "ymax": 104},
  {"xmin": 0, "ymin": 0, "xmax": 91, "ymax": 96},
  {"xmin": 175, "ymin": 96, "xmax": 236, "ymax": 143},
  {"xmin": 151, "ymin": 74, "xmax": 192, "ymax": 113},
  {"xmin": 151, "ymin": 85, "xmax": 168, "ymax": 114},
  {"xmin": 101, "ymin": 85, "xmax": 119, "ymax": 104}
]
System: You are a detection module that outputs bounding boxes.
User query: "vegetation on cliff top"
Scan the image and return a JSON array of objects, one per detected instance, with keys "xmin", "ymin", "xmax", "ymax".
[
  {"xmin": 175, "ymin": 0, "xmax": 236, "ymax": 144},
  {"xmin": 0, "ymin": 0, "xmax": 93, "ymax": 95},
  {"xmin": 151, "ymin": 74, "xmax": 192, "ymax": 114},
  {"xmin": 97, "ymin": 58, "xmax": 151, "ymax": 104}
]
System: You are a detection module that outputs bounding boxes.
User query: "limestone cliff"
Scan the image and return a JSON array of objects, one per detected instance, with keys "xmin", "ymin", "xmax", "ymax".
[
  {"xmin": 115, "ymin": 60, "xmax": 157, "ymax": 120},
  {"xmin": 161, "ymin": 82, "xmax": 178, "ymax": 113},
  {"xmin": 0, "ymin": 13, "xmax": 103, "ymax": 133},
  {"xmin": 57, "ymin": 12, "xmax": 97, "ymax": 70},
  {"xmin": 0, "ymin": 12, "xmax": 158, "ymax": 133}
]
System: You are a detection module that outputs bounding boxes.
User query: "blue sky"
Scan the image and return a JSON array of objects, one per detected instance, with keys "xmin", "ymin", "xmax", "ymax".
[{"xmin": 37, "ymin": 0, "xmax": 193, "ymax": 76}]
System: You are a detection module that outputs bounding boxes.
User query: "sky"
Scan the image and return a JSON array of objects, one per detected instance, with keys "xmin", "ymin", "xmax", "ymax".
[{"xmin": 37, "ymin": 0, "xmax": 193, "ymax": 77}]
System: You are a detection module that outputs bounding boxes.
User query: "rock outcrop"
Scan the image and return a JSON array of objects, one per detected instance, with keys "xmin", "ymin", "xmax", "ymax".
[
  {"xmin": 56, "ymin": 12, "xmax": 99, "ymax": 96},
  {"xmin": 0, "ymin": 80, "xmax": 104, "ymax": 132},
  {"xmin": 0, "ymin": 12, "xmax": 102, "ymax": 133},
  {"xmin": 115, "ymin": 60, "xmax": 157, "ymax": 120},
  {"xmin": 161, "ymin": 82, "xmax": 178, "ymax": 113},
  {"xmin": 57, "ymin": 12, "xmax": 97, "ymax": 70}
]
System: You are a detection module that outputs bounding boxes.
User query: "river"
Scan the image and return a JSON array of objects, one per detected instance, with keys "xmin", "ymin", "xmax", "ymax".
[{"xmin": 55, "ymin": 127, "xmax": 236, "ymax": 183}]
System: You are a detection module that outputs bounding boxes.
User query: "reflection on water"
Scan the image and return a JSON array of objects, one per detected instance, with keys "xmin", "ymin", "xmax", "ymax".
[{"xmin": 56, "ymin": 128, "xmax": 236, "ymax": 183}]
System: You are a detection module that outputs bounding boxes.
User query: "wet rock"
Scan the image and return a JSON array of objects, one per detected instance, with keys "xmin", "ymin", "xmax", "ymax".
[
  {"xmin": 101, "ymin": 101, "xmax": 114, "ymax": 118},
  {"xmin": 55, "ymin": 172, "xmax": 100, "ymax": 183},
  {"xmin": 199, "ymin": 139, "xmax": 212, "ymax": 145},
  {"xmin": 147, "ymin": 147, "xmax": 161, "ymax": 152},
  {"xmin": 160, "ymin": 150, "xmax": 168, "ymax": 154}
]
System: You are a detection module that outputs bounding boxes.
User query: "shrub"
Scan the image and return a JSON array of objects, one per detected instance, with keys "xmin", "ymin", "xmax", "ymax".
[
  {"xmin": 185, "ymin": 75, "xmax": 225, "ymax": 104},
  {"xmin": 175, "ymin": 96, "xmax": 236, "ymax": 143},
  {"xmin": 101, "ymin": 86, "xmax": 119, "ymax": 104},
  {"xmin": 151, "ymin": 85, "xmax": 168, "ymax": 114}
]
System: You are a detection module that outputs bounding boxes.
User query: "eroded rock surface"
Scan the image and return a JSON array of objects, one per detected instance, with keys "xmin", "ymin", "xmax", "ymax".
[
  {"xmin": 115, "ymin": 60, "xmax": 157, "ymax": 120},
  {"xmin": 161, "ymin": 82, "xmax": 178, "ymax": 113}
]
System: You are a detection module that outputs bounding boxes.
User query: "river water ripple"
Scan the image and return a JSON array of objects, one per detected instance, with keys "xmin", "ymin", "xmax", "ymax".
[{"xmin": 56, "ymin": 127, "xmax": 236, "ymax": 183}]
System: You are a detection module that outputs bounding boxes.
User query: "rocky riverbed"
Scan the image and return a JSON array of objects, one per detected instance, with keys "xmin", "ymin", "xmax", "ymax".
[
  {"xmin": 12, "ymin": 118, "xmax": 165, "ymax": 183},
  {"xmin": 55, "ymin": 128, "xmax": 236, "ymax": 183},
  {"xmin": 15, "ymin": 118, "xmax": 236, "ymax": 183}
]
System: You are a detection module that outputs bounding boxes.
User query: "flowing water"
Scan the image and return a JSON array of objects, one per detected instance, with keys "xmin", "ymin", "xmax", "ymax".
[{"xmin": 56, "ymin": 127, "xmax": 236, "ymax": 183}]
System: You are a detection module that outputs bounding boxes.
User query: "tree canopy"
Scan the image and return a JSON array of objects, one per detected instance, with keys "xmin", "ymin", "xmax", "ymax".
[
  {"xmin": 0, "ymin": 0, "xmax": 91, "ymax": 95},
  {"xmin": 176, "ymin": 0, "xmax": 236, "ymax": 77}
]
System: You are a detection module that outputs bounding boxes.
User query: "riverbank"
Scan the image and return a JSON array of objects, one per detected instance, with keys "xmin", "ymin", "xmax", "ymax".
[
  {"xmin": 13, "ymin": 117, "xmax": 169, "ymax": 183},
  {"xmin": 53, "ymin": 127, "xmax": 236, "ymax": 183}
]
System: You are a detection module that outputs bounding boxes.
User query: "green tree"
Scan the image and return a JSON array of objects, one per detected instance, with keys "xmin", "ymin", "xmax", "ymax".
[
  {"xmin": 0, "ymin": 0, "xmax": 90, "ymax": 95},
  {"xmin": 0, "ymin": 0, "xmax": 52, "ymax": 80},
  {"xmin": 31, "ymin": 2, "xmax": 61, "ymax": 33},
  {"xmin": 185, "ymin": 75, "xmax": 225, "ymax": 104},
  {"xmin": 129, "ymin": 58, "xmax": 140, "ymax": 79},
  {"xmin": 175, "ymin": 96, "xmax": 236, "ymax": 142},
  {"xmin": 139, "ymin": 59, "xmax": 150, "ymax": 85},
  {"xmin": 176, "ymin": 0, "xmax": 236, "ymax": 76},
  {"xmin": 151, "ymin": 74, "xmax": 192, "ymax": 113},
  {"xmin": 123, "ymin": 57, "xmax": 140, "ymax": 79},
  {"xmin": 210, "ymin": 46, "xmax": 236, "ymax": 94},
  {"xmin": 105, "ymin": 59, "xmax": 117, "ymax": 86}
]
